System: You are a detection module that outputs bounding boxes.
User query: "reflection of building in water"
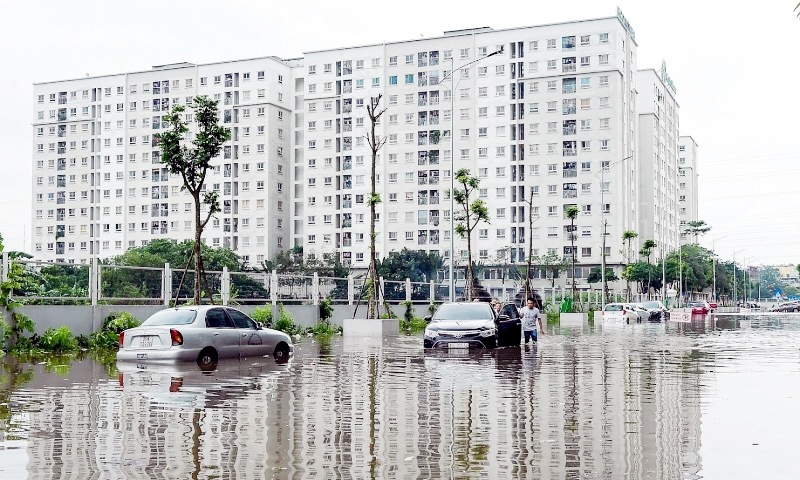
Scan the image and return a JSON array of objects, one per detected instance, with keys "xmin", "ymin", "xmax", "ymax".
[{"xmin": 15, "ymin": 333, "xmax": 705, "ymax": 478}]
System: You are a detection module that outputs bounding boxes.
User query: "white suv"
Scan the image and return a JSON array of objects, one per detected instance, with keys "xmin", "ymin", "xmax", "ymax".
[{"xmin": 602, "ymin": 303, "xmax": 640, "ymax": 324}]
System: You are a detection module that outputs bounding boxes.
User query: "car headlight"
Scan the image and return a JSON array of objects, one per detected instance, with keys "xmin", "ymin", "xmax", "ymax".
[
  {"xmin": 479, "ymin": 328, "xmax": 496, "ymax": 338},
  {"xmin": 424, "ymin": 329, "xmax": 438, "ymax": 338}
]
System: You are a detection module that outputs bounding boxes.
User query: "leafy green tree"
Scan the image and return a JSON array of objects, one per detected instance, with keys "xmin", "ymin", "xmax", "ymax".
[
  {"xmin": 365, "ymin": 95, "xmax": 386, "ymax": 318},
  {"xmin": 587, "ymin": 266, "xmax": 618, "ymax": 284},
  {"xmin": 453, "ymin": 168, "xmax": 490, "ymax": 301},
  {"xmin": 160, "ymin": 96, "xmax": 231, "ymax": 304},
  {"xmin": 621, "ymin": 230, "xmax": 638, "ymax": 300},
  {"xmin": 759, "ymin": 266, "xmax": 786, "ymax": 298},
  {"xmin": 639, "ymin": 239, "xmax": 657, "ymax": 296},
  {"xmin": 379, "ymin": 249, "xmax": 443, "ymax": 300},
  {"xmin": 684, "ymin": 220, "xmax": 711, "ymax": 244}
]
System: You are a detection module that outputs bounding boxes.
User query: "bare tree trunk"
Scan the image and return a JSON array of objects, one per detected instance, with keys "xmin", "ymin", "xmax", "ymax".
[
  {"xmin": 193, "ymin": 193, "xmax": 202, "ymax": 305},
  {"xmin": 365, "ymin": 96, "xmax": 385, "ymax": 318},
  {"xmin": 465, "ymin": 216, "xmax": 473, "ymax": 301}
]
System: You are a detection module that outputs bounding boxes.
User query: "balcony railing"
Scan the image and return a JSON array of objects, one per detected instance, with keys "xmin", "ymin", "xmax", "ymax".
[
  {"xmin": 563, "ymin": 170, "xmax": 577, "ymax": 178},
  {"xmin": 563, "ymin": 191, "xmax": 577, "ymax": 198},
  {"xmin": 563, "ymin": 148, "xmax": 577, "ymax": 156}
]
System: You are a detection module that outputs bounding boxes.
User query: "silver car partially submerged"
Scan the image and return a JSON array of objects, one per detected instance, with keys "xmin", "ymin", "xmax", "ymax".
[{"xmin": 117, "ymin": 306, "xmax": 294, "ymax": 369}]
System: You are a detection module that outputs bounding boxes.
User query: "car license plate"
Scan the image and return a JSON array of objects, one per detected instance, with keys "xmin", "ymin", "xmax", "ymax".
[
  {"xmin": 448, "ymin": 342, "xmax": 470, "ymax": 349},
  {"xmin": 137, "ymin": 353, "xmax": 148, "ymax": 360},
  {"xmin": 139, "ymin": 336, "xmax": 154, "ymax": 348},
  {"xmin": 136, "ymin": 364, "xmax": 148, "ymax": 370}
]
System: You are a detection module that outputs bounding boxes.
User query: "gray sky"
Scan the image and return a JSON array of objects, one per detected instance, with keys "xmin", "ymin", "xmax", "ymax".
[{"xmin": 1, "ymin": 0, "xmax": 798, "ymax": 266}]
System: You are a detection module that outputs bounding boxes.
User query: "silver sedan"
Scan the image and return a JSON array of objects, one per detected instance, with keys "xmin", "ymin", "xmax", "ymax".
[{"xmin": 117, "ymin": 306, "xmax": 294, "ymax": 369}]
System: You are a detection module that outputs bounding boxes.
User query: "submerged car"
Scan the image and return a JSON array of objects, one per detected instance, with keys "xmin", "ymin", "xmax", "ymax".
[
  {"xmin": 687, "ymin": 301, "xmax": 709, "ymax": 315},
  {"xmin": 601, "ymin": 303, "xmax": 640, "ymax": 324},
  {"xmin": 424, "ymin": 302, "xmax": 521, "ymax": 349},
  {"xmin": 117, "ymin": 306, "xmax": 294, "ymax": 369},
  {"xmin": 640, "ymin": 300, "xmax": 666, "ymax": 321}
]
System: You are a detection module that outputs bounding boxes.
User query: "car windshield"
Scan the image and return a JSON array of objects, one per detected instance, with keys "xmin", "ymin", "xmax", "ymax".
[
  {"xmin": 433, "ymin": 303, "xmax": 493, "ymax": 321},
  {"xmin": 142, "ymin": 309, "xmax": 197, "ymax": 326},
  {"xmin": 604, "ymin": 304, "xmax": 623, "ymax": 312},
  {"xmin": 642, "ymin": 301, "xmax": 660, "ymax": 309}
]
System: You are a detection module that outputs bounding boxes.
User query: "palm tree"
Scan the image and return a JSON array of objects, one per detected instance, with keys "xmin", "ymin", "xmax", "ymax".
[
  {"xmin": 684, "ymin": 220, "xmax": 711, "ymax": 244},
  {"xmin": 622, "ymin": 230, "xmax": 638, "ymax": 300},
  {"xmin": 566, "ymin": 206, "xmax": 579, "ymax": 302}
]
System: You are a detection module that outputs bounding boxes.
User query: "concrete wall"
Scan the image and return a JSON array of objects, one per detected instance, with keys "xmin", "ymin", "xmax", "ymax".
[{"xmin": 14, "ymin": 301, "xmax": 435, "ymax": 335}]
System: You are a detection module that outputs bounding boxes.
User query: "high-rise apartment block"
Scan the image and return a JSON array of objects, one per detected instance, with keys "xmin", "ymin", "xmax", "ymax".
[
  {"xmin": 678, "ymin": 135, "xmax": 700, "ymax": 244},
  {"xmin": 30, "ymin": 11, "xmax": 697, "ymax": 295},
  {"xmin": 636, "ymin": 65, "xmax": 680, "ymax": 260}
]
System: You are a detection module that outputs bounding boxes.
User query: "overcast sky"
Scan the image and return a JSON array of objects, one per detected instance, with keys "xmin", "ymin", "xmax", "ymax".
[{"xmin": 1, "ymin": 0, "xmax": 798, "ymax": 266}]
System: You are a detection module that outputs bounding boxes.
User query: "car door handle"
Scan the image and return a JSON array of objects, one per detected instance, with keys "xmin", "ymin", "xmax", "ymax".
[
  {"xmin": 241, "ymin": 333, "xmax": 248, "ymax": 337},
  {"xmin": 213, "ymin": 333, "xmax": 220, "ymax": 336}
]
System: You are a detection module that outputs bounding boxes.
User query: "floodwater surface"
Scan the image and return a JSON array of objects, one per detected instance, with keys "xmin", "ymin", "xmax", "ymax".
[{"xmin": 1, "ymin": 314, "xmax": 798, "ymax": 479}]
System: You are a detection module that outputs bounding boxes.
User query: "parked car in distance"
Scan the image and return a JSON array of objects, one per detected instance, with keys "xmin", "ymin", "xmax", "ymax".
[
  {"xmin": 770, "ymin": 301, "xmax": 800, "ymax": 312},
  {"xmin": 737, "ymin": 301, "xmax": 761, "ymax": 310},
  {"xmin": 708, "ymin": 301, "xmax": 718, "ymax": 312},
  {"xmin": 602, "ymin": 303, "xmax": 640, "ymax": 324},
  {"xmin": 687, "ymin": 301, "xmax": 709, "ymax": 315},
  {"xmin": 424, "ymin": 302, "xmax": 521, "ymax": 349},
  {"xmin": 117, "ymin": 306, "xmax": 294, "ymax": 369},
  {"xmin": 640, "ymin": 301, "xmax": 666, "ymax": 321}
]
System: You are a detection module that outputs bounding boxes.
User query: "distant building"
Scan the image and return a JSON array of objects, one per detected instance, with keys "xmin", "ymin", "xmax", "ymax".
[{"xmin": 678, "ymin": 136, "xmax": 700, "ymax": 244}]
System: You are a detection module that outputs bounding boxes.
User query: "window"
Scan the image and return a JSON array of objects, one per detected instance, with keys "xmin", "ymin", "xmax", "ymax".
[
  {"xmin": 599, "ymin": 54, "xmax": 609, "ymax": 65},
  {"xmin": 599, "ymin": 97, "xmax": 610, "ymax": 108},
  {"xmin": 547, "ymin": 60, "xmax": 557, "ymax": 71},
  {"xmin": 600, "ymin": 139, "xmax": 610, "ymax": 151},
  {"xmin": 599, "ymin": 75, "xmax": 609, "ymax": 87},
  {"xmin": 547, "ymin": 39, "xmax": 556, "ymax": 50},
  {"xmin": 580, "ymin": 56, "xmax": 590, "ymax": 67},
  {"xmin": 599, "ymin": 33, "xmax": 609, "ymax": 44}
]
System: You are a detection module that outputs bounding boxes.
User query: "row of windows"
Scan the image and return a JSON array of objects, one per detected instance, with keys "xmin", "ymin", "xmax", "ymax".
[
  {"xmin": 305, "ymin": 34, "xmax": 612, "ymax": 75},
  {"xmin": 35, "ymin": 235, "xmax": 281, "ymax": 254},
  {"xmin": 36, "ymin": 71, "xmax": 281, "ymax": 104}
]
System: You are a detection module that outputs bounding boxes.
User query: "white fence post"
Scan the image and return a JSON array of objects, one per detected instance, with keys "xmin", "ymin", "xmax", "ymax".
[
  {"xmin": 271, "ymin": 269, "xmax": 278, "ymax": 306},
  {"xmin": 379, "ymin": 276, "xmax": 385, "ymax": 306},
  {"xmin": 405, "ymin": 278, "xmax": 412, "ymax": 302},
  {"xmin": 347, "ymin": 274, "xmax": 354, "ymax": 305},
  {"xmin": 312, "ymin": 272, "xmax": 320, "ymax": 305},
  {"xmin": 221, "ymin": 266, "xmax": 230, "ymax": 306},
  {"xmin": 163, "ymin": 263, "xmax": 171, "ymax": 306},
  {"xmin": 430, "ymin": 280, "xmax": 435, "ymax": 304}
]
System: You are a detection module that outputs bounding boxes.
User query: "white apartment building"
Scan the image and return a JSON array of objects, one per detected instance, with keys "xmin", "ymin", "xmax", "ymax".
[
  {"xmin": 300, "ymin": 15, "xmax": 640, "ymax": 291},
  {"xmin": 31, "ymin": 57, "xmax": 297, "ymax": 265},
  {"xmin": 678, "ymin": 135, "xmax": 699, "ymax": 244},
  {"xmin": 636, "ymin": 65, "xmax": 680, "ymax": 260}
]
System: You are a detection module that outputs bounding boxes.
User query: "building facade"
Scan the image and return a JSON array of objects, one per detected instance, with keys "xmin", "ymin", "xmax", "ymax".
[
  {"xmin": 677, "ymin": 135, "xmax": 699, "ymax": 244},
  {"xmin": 31, "ymin": 13, "xmax": 695, "ymax": 299},
  {"xmin": 300, "ymin": 16, "xmax": 640, "ymax": 294},
  {"xmin": 31, "ymin": 57, "xmax": 297, "ymax": 265},
  {"xmin": 636, "ymin": 67, "xmax": 680, "ymax": 260}
]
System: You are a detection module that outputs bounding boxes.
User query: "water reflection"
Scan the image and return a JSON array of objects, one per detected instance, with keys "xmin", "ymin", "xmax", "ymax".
[{"xmin": 1, "ymin": 315, "xmax": 799, "ymax": 479}]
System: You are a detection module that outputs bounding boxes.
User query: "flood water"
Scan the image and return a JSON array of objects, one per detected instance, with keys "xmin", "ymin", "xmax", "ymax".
[{"xmin": 1, "ymin": 314, "xmax": 798, "ymax": 479}]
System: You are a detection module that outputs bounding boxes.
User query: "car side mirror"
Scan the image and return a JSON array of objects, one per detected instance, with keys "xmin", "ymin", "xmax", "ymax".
[
  {"xmin": 424, "ymin": 315, "xmax": 432, "ymax": 323},
  {"xmin": 497, "ymin": 314, "xmax": 509, "ymax": 321},
  {"xmin": 256, "ymin": 322, "xmax": 264, "ymax": 330}
]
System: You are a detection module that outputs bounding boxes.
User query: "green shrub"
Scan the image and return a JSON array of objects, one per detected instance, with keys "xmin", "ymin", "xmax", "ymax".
[
  {"xmin": 402, "ymin": 301, "xmax": 414, "ymax": 322},
  {"xmin": 86, "ymin": 311, "xmax": 141, "ymax": 350},
  {"xmin": 400, "ymin": 317, "xmax": 428, "ymax": 332},
  {"xmin": 319, "ymin": 297, "xmax": 334, "ymax": 323},
  {"xmin": 103, "ymin": 312, "xmax": 140, "ymax": 333},
  {"xmin": 310, "ymin": 321, "xmax": 341, "ymax": 337},
  {"xmin": 251, "ymin": 306, "xmax": 274, "ymax": 328},
  {"xmin": 40, "ymin": 326, "xmax": 78, "ymax": 353},
  {"xmin": 274, "ymin": 305, "xmax": 303, "ymax": 336}
]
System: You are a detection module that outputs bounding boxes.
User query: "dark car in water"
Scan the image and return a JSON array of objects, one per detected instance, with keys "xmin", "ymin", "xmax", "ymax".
[{"xmin": 424, "ymin": 302, "xmax": 521, "ymax": 349}]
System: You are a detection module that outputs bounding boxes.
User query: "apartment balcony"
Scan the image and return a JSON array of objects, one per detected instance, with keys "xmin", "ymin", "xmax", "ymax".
[
  {"xmin": 342, "ymin": 239, "xmax": 352, "ymax": 247},
  {"xmin": 562, "ymin": 64, "xmax": 576, "ymax": 73},
  {"xmin": 563, "ymin": 191, "xmax": 577, "ymax": 199},
  {"xmin": 563, "ymin": 169, "xmax": 577, "ymax": 178},
  {"xmin": 563, "ymin": 126, "xmax": 576, "ymax": 135},
  {"xmin": 563, "ymin": 148, "xmax": 577, "ymax": 157}
]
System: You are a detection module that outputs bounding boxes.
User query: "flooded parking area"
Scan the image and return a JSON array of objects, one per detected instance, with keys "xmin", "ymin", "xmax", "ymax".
[{"xmin": 1, "ymin": 314, "xmax": 799, "ymax": 479}]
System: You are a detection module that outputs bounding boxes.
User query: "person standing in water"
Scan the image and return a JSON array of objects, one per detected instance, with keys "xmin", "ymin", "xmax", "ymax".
[{"xmin": 520, "ymin": 297, "xmax": 544, "ymax": 344}]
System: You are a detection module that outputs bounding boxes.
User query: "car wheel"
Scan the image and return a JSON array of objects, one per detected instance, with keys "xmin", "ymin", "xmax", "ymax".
[
  {"xmin": 196, "ymin": 347, "xmax": 218, "ymax": 371},
  {"xmin": 273, "ymin": 342, "xmax": 291, "ymax": 363}
]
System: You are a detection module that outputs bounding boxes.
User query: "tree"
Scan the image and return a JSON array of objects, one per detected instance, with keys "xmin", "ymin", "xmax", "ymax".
[
  {"xmin": 639, "ymin": 239, "xmax": 657, "ymax": 297},
  {"xmin": 684, "ymin": 220, "xmax": 711, "ymax": 244},
  {"xmin": 365, "ymin": 95, "xmax": 387, "ymax": 318},
  {"xmin": 379, "ymin": 249, "xmax": 443, "ymax": 300},
  {"xmin": 160, "ymin": 96, "xmax": 231, "ymax": 304},
  {"xmin": 621, "ymin": 230, "xmax": 638, "ymax": 300},
  {"xmin": 453, "ymin": 168, "xmax": 490, "ymax": 301},
  {"xmin": 565, "ymin": 206, "xmax": 579, "ymax": 300},
  {"xmin": 587, "ymin": 266, "xmax": 618, "ymax": 284},
  {"xmin": 535, "ymin": 252, "xmax": 568, "ymax": 288}
]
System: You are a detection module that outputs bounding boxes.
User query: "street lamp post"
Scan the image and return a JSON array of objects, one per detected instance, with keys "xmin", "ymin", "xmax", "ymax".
[
  {"xmin": 711, "ymin": 236, "xmax": 728, "ymax": 305},
  {"xmin": 599, "ymin": 155, "xmax": 633, "ymax": 312},
  {"xmin": 742, "ymin": 256, "xmax": 755, "ymax": 303},
  {"xmin": 440, "ymin": 50, "xmax": 502, "ymax": 302}
]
